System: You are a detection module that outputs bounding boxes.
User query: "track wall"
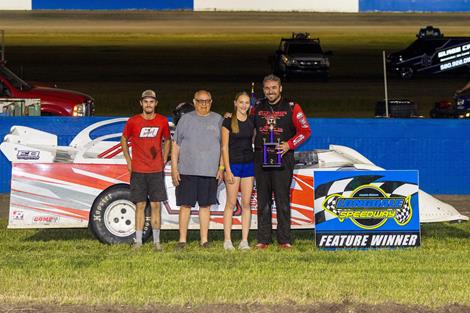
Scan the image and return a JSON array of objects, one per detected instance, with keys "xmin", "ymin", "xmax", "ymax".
[{"xmin": 1, "ymin": 117, "xmax": 469, "ymax": 194}]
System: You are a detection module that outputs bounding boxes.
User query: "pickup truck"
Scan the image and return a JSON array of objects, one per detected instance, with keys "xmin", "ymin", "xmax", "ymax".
[
  {"xmin": 387, "ymin": 26, "xmax": 470, "ymax": 79},
  {"xmin": 0, "ymin": 62, "xmax": 94, "ymax": 116}
]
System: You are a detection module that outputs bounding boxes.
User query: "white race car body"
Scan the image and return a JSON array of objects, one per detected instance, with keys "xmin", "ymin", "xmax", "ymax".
[{"xmin": 1, "ymin": 118, "xmax": 467, "ymax": 242}]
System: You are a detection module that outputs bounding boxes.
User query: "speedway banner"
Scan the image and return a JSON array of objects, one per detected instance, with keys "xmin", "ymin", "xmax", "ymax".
[{"xmin": 314, "ymin": 171, "xmax": 420, "ymax": 249}]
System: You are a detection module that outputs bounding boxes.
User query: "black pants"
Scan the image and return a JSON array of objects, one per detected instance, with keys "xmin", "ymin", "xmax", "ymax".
[{"xmin": 254, "ymin": 151, "xmax": 295, "ymax": 244}]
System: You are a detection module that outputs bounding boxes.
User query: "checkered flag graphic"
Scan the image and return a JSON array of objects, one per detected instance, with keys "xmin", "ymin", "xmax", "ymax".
[
  {"xmin": 395, "ymin": 200, "xmax": 411, "ymax": 224},
  {"xmin": 323, "ymin": 195, "xmax": 341, "ymax": 215}
]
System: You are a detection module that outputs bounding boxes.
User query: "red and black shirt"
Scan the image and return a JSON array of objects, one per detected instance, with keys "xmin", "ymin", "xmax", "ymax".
[{"xmin": 251, "ymin": 97, "xmax": 311, "ymax": 151}]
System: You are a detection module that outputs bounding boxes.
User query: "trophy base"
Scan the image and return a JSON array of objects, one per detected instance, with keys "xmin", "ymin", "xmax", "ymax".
[
  {"xmin": 262, "ymin": 143, "xmax": 282, "ymax": 169},
  {"xmin": 262, "ymin": 164, "xmax": 283, "ymax": 168}
]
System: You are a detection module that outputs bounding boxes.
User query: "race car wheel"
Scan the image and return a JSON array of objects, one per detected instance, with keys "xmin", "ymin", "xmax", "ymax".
[
  {"xmin": 399, "ymin": 67, "xmax": 413, "ymax": 79},
  {"xmin": 89, "ymin": 185, "xmax": 151, "ymax": 244}
]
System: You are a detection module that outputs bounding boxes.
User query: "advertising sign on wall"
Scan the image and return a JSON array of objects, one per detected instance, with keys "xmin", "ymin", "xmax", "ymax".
[{"xmin": 314, "ymin": 171, "xmax": 420, "ymax": 249}]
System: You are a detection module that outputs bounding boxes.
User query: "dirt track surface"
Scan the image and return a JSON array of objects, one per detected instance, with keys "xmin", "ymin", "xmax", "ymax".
[
  {"xmin": 1, "ymin": 303, "xmax": 470, "ymax": 313},
  {"xmin": 0, "ymin": 11, "xmax": 469, "ymax": 33}
]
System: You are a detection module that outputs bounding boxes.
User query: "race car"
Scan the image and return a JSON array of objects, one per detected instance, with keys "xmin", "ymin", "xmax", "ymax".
[{"xmin": 0, "ymin": 118, "xmax": 467, "ymax": 244}]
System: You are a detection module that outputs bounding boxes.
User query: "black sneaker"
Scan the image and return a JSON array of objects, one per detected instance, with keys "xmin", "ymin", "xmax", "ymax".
[{"xmin": 175, "ymin": 242, "xmax": 186, "ymax": 251}]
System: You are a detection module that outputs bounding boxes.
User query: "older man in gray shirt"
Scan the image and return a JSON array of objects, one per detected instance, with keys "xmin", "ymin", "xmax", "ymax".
[{"xmin": 171, "ymin": 90, "xmax": 224, "ymax": 250}]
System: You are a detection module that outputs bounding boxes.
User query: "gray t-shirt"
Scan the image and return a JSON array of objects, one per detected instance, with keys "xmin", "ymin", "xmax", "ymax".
[{"xmin": 175, "ymin": 111, "xmax": 223, "ymax": 177}]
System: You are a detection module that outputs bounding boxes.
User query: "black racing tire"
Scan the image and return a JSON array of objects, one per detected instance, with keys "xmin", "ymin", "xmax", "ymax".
[{"xmin": 89, "ymin": 185, "xmax": 152, "ymax": 244}]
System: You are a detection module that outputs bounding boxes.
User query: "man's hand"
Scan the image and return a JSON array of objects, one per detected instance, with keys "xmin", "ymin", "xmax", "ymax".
[
  {"xmin": 216, "ymin": 169, "xmax": 225, "ymax": 183},
  {"xmin": 276, "ymin": 141, "xmax": 290, "ymax": 156},
  {"xmin": 224, "ymin": 171, "xmax": 234, "ymax": 184},
  {"xmin": 172, "ymin": 169, "xmax": 181, "ymax": 187}
]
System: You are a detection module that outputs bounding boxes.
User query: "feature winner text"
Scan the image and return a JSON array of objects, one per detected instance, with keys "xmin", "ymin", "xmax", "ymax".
[{"xmin": 317, "ymin": 233, "xmax": 420, "ymax": 248}]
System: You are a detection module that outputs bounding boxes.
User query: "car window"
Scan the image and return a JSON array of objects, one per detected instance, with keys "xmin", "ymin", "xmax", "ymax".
[
  {"xmin": 0, "ymin": 66, "xmax": 31, "ymax": 91},
  {"xmin": 287, "ymin": 43, "xmax": 323, "ymax": 54}
]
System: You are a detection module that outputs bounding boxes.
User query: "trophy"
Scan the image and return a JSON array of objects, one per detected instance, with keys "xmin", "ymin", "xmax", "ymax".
[{"xmin": 262, "ymin": 117, "xmax": 282, "ymax": 168}]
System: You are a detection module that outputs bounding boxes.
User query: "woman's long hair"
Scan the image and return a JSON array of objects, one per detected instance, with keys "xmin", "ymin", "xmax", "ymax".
[{"xmin": 231, "ymin": 91, "xmax": 249, "ymax": 134}]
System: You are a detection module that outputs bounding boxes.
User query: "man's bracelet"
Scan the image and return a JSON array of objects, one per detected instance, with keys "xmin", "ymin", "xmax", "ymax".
[{"xmin": 218, "ymin": 165, "xmax": 225, "ymax": 170}]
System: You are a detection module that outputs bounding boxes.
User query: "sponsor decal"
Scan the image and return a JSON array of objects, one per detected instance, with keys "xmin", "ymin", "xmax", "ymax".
[
  {"xmin": 139, "ymin": 127, "xmax": 159, "ymax": 138},
  {"xmin": 12, "ymin": 210, "xmax": 24, "ymax": 220},
  {"xmin": 322, "ymin": 185, "xmax": 412, "ymax": 229},
  {"xmin": 17, "ymin": 150, "xmax": 40, "ymax": 160},
  {"xmin": 440, "ymin": 56, "xmax": 470, "ymax": 71},
  {"xmin": 438, "ymin": 44, "xmax": 470, "ymax": 59},
  {"xmin": 314, "ymin": 171, "xmax": 420, "ymax": 249},
  {"xmin": 296, "ymin": 112, "xmax": 304, "ymax": 119},
  {"xmin": 33, "ymin": 216, "xmax": 60, "ymax": 223},
  {"xmin": 438, "ymin": 44, "xmax": 470, "ymax": 70},
  {"xmin": 293, "ymin": 135, "xmax": 304, "ymax": 146}
]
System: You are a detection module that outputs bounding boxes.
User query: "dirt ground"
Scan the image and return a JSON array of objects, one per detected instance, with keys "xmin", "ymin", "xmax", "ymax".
[
  {"xmin": 1, "ymin": 303, "xmax": 470, "ymax": 313},
  {"xmin": 0, "ymin": 11, "xmax": 469, "ymax": 33}
]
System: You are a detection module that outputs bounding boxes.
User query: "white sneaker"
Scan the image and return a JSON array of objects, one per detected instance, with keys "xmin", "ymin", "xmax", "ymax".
[
  {"xmin": 238, "ymin": 240, "xmax": 251, "ymax": 251},
  {"xmin": 224, "ymin": 240, "xmax": 235, "ymax": 251}
]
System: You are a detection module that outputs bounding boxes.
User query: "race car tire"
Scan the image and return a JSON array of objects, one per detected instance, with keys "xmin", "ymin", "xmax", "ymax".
[
  {"xmin": 89, "ymin": 185, "xmax": 152, "ymax": 244},
  {"xmin": 399, "ymin": 67, "xmax": 414, "ymax": 80}
]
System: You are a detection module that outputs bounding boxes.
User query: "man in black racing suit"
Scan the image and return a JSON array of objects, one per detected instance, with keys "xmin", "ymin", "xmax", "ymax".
[{"xmin": 252, "ymin": 74, "xmax": 311, "ymax": 249}]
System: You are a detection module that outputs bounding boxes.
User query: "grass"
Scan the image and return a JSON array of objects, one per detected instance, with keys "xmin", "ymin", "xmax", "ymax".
[{"xmin": 0, "ymin": 219, "xmax": 469, "ymax": 306}]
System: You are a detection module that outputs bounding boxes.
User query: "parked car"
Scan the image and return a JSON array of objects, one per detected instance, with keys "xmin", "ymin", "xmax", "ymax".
[
  {"xmin": 387, "ymin": 26, "xmax": 470, "ymax": 79},
  {"xmin": 1, "ymin": 118, "xmax": 467, "ymax": 244},
  {"xmin": 270, "ymin": 32, "xmax": 331, "ymax": 80},
  {"xmin": 0, "ymin": 62, "xmax": 94, "ymax": 116},
  {"xmin": 430, "ymin": 94, "xmax": 470, "ymax": 118}
]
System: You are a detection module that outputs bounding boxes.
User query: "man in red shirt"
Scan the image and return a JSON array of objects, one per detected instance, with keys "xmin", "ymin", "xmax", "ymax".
[{"xmin": 121, "ymin": 90, "xmax": 171, "ymax": 251}]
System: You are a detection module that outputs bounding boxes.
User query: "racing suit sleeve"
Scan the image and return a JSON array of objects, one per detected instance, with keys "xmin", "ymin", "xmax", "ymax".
[{"xmin": 287, "ymin": 103, "xmax": 311, "ymax": 150}]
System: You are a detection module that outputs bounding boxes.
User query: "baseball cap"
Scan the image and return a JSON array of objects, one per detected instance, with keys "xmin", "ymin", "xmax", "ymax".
[{"xmin": 141, "ymin": 89, "xmax": 157, "ymax": 100}]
